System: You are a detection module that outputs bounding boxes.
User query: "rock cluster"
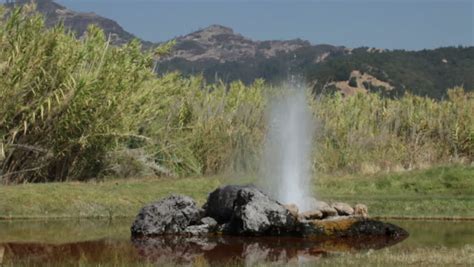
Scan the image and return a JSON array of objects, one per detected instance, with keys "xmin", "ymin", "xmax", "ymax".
[
  {"xmin": 296, "ymin": 200, "xmax": 368, "ymax": 221},
  {"xmin": 131, "ymin": 185, "xmax": 405, "ymax": 240}
]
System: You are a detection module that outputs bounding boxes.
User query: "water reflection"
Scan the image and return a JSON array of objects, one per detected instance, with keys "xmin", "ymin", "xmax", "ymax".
[
  {"xmin": 133, "ymin": 235, "xmax": 406, "ymax": 266},
  {"xmin": 1, "ymin": 234, "xmax": 406, "ymax": 266},
  {"xmin": 2, "ymin": 219, "xmax": 472, "ymax": 266}
]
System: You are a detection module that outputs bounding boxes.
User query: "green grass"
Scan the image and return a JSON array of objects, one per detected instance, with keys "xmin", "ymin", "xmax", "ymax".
[
  {"xmin": 0, "ymin": 176, "xmax": 223, "ymax": 219},
  {"xmin": 0, "ymin": 165, "xmax": 473, "ymax": 220},
  {"xmin": 316, "ymin": 165, "xmax": 474, "ymax": 218}
]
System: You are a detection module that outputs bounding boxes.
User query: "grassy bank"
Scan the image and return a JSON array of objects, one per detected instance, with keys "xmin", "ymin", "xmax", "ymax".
[
  {"xmin": 0, "ymin": 165, "xmax": 472, "ymax": 219},
  {"xmin": 316, "ymin": 165, "xmax": 474, "ymax": 218}
]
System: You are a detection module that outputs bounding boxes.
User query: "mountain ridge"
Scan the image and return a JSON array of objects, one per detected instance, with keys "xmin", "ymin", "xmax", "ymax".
[{"xmin": 4, "ymin": 0, "xmax": 473, "ymax": 98}]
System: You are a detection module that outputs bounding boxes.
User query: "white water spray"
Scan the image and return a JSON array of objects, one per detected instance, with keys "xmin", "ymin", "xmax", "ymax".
[{"xmin": 262, "ymin": 85, "xmax": 315, "ymax": 211}]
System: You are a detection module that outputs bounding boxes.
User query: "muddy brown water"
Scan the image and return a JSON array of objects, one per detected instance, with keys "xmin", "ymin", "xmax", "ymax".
[{"xmin": 0, "ymin": 219, "xmax": 472, "ymax": 266}]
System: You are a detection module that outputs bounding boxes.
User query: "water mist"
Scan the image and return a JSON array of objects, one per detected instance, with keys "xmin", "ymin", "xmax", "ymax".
[{"xmin": 261, "ymin": 86, "xmax": 315, "ymax": 212}]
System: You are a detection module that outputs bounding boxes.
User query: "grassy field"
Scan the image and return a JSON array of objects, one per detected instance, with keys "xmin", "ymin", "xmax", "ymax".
[
  {"xmin": 0, "ymin": 165, "xmax": 472, "ymax": 220},
  {"xmin": 316, "ymin": 165, "xmax": 474, "ymax": 218}
]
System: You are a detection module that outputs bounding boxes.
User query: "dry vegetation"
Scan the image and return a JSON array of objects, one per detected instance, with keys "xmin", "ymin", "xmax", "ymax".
[{"xmin": 0, "ymin": 6, "xmax": 473, "ymax": 184}]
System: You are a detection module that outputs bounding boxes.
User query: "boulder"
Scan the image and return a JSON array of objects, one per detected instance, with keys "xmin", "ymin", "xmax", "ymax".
[
  {"xmin": 283, "ymin": 204, "xmax": 299, "ymax": 218},
  {"xmin": 131, "ymin": 195, "xmax": 203, "ymax": 236},
  {"xmin": 183, "ymin": 217, "xmax": 219, "ymax": 236},
  {"xmin": 225, "ymin": 187, "xmax": 296, "ymax": 235},
  {"xmin": 203, "ymin": 184, "xmax": 256, "ymax": 224},
  {"xmin": 354, "ymin": 204, "xmax": 369, "ymax": 218},
  {"xmin": 305, "ymin": 198, "xmax": 338, "ymax": 218},
  {"xmin": 331, "ymin": 202, "xmax": 354, "ymax": 216},
  {"xmin": 200, "ymin": 217, "xmax": 218, "ymax": 230},
  {"xmin": 299, "ymin": 210, "xmax": 323, "ymax": 221}
]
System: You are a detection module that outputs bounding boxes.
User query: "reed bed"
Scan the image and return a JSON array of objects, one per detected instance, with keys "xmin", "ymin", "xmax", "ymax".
[{"xmin": 312, "ymin": 88, "xmax": 473, "ymax": 174}]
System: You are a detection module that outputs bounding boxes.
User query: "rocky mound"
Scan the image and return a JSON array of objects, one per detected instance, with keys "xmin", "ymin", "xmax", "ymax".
[{"xmin": 131, "ymin": 185, "xmax": 408, "ymax": 240}]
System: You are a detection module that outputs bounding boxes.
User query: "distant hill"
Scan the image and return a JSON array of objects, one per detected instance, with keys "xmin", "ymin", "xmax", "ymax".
[
  {"xmin": 4, "ymin": 0, "xmax": 153, "ymax": 47},
  {"xmin": 306, "ymin": 46, "xmax": 474, "ymax": 99},
  {"xmin": 157, "ymin": 24, "xmax": 348, "ymax": 84},
  {"xmin": 157, "ymin": 26, "xmax": 473, "ymax": 99},
  {"xmin": 5, "ymin": 0, "xmax": 474, "ymax": 98}
]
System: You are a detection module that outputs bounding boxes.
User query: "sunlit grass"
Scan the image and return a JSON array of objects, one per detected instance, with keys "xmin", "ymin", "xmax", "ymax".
[{"xmin": 0, "ymin": 165, "xmax": 472, "ymax": 219}]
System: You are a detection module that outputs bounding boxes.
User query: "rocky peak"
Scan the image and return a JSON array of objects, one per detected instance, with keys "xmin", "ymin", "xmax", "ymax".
[
  {"xmin": 167, "ymin": 24, "xmax": 315, "ymax": 63},
  {"xmin": 197, "ymin": 24, "xmax": 235, "ymax": 36}
]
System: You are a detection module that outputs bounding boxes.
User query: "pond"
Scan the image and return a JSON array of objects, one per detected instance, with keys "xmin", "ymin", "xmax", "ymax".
[{"xmin": 0, "ymin": 219, "xmax": 472, "ymax": 266}]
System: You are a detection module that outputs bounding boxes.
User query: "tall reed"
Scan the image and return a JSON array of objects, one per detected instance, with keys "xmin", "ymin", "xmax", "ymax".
[
  {"xmin": 0, "ymin": 6, "xmax": 472, "ymax": 183},
  {"xmin": 0, "ymin": 6, "xmax": 154, "ymax": 183},
  {"xmin": 312, "ymin": 88, "xmax": 473, "ymax": 174}
]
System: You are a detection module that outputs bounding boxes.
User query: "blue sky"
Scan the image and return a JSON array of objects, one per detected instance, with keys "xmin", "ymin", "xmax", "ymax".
[{"xmin": 16, "ymin": 1, "xmax": 474, "ymax": 49}]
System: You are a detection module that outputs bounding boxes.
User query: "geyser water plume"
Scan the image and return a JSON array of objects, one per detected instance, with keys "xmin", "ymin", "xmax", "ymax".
[{"xmin": 261, "ymin": 85, "xmax": 315, "ymax": 211}]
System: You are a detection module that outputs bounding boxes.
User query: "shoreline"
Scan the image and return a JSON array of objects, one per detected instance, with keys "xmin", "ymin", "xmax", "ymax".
[{"xmin": 1, "ymin": 215, "xmax": 474, "ymax": 222}]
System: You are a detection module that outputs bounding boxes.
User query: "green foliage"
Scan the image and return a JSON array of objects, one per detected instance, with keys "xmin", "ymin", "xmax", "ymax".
[
  {"xmin": 0, "ymin": 7, "xmax": 472, "ymax": 184},
  {"xmin": 123, "ymin": 76, "xmax": 266, "ymax": 177},
  {"xmin": 312, "ymin": 88, "xmax": 474, "ymax": 174},
  {"xmin": 0, "ymin": 6, "xmax": 154, "ymax": 183}
]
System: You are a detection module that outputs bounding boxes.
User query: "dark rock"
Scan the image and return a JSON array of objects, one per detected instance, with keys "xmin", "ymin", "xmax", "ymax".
[
  {"xmin": 131, "ymin": 195, "xmax": 203, "ymax": 236},
  {"xmin": 225, "ymin": 187, "xmax": 296, "ymax": 235},
  {"xmin": 297, "ymin": 217, "xmax": 408, "ymax": 239},
  {"xmin": 200, "ymin": 217, "xmax": 218, "ymax": 229},
  {"xmin": 347, "ymin": 220, "xmax": 408, "ymax": 238},
  {"xmin": 203, "ymin": 184, "xmax": 256, "ymax": 224},
  {"xmin": 183, "ymin": 216, "xmax": 220, "ymax": 236},
  {"xmin": 184, "ymin": 225, "xmax": 210, "ymax": 236}
]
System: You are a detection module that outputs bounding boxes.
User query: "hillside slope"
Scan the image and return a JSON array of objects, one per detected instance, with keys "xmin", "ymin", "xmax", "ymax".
[
  {"xmin": 307, "ymin": 46, "xmax": 474, "ymax": 98},
  {"xmin": 157, "ymin": 24, "xmax": 347, "ymax": 84}
]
